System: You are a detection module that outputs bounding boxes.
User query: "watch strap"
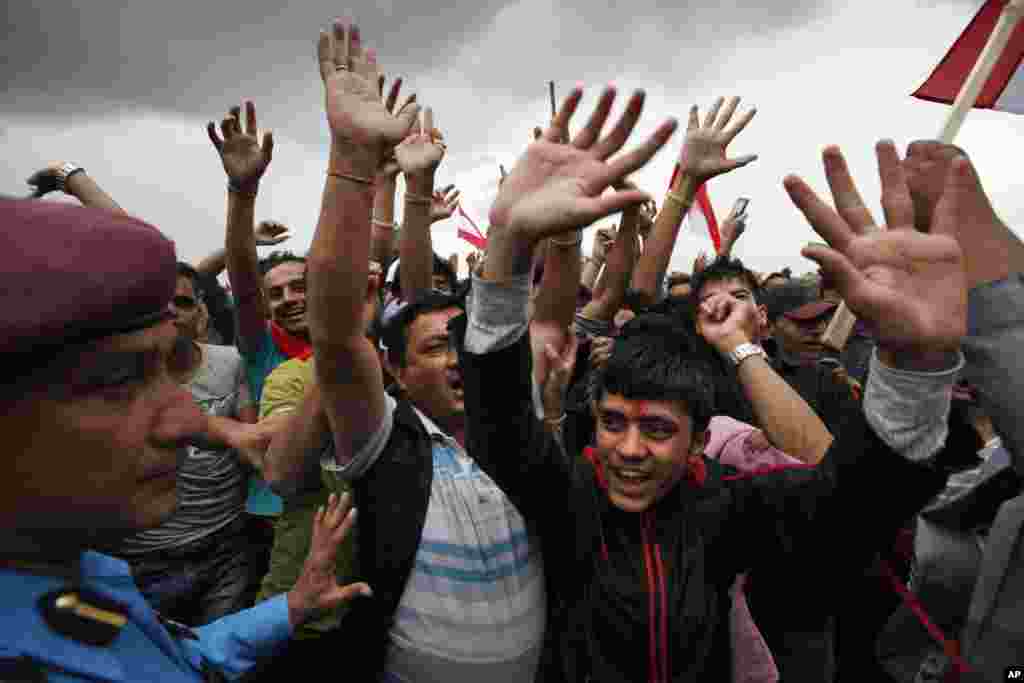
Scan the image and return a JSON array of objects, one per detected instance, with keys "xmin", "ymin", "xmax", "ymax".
[
  {"xmin": 55, "ymin": 163, "xmax": 85, "ymax": 193},
  {"xmin": 728, "ymin": 342, "xmax": 767, "ymax": 367}
]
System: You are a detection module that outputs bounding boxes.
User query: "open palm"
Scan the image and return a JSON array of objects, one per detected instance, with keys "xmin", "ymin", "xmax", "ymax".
[
  {"xmin": 786, "ymin": 141, "xmax": 966, "ymax": 353},
  {"xmin": 207, "ymin": 101, "xmax": 273, "ymax": 189},
  {"xmin": 490, "ymin": 87, "xmax": 678, "ymax": 240},
  {"xmin": 679, "ymin": 96, "xmax": 757, "ymax": 183},
  {"xmin": 317, "ymin": 21, "xmax": 417, "ymax": 148}
]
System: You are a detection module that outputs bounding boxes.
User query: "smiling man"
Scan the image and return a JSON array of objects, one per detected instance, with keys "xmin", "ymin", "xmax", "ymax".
[{"xmin": 452, "ymin": 77, "xmax": 971, "ymax": 680}]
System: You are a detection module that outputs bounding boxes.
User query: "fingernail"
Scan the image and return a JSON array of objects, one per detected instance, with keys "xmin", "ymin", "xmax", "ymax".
[{"xmin": 361, "ymin": 585, "xmax": 374, "ymax": 597}]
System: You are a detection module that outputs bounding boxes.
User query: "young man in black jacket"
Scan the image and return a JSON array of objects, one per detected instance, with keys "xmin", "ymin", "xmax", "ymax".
[{"xmin": 455, "ymin": 83, "xmax": 974, "ymax": 680}]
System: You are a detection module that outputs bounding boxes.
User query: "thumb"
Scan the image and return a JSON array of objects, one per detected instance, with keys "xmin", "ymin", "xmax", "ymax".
[
  {"xmin": 800, "ymin": 244, "xmax": 864, "ymax": 303},
  {"xmin": 723, "ymin": 154, "xmax": 758, "ymax": 173},
  {"xmin": 262, "ymin": 130, "xmax": 274, "ymax": 164},
  {"xmin": 396, "ymin": 101, "xmax": 421, "ymax": 134},
  {"xmin": 321, "ymin": 582, "xmax": 373, "ymax": 609}
]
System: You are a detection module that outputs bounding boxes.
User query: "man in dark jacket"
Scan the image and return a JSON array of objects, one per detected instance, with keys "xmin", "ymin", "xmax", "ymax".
[{"xmin": 458, "ymin": 93, "xmax": 973, "ymax": 681}]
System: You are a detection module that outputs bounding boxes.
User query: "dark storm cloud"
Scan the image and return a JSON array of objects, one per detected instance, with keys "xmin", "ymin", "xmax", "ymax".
[{"xmin": 3, "ymin": 0, "xmax": 829, "ymax": 122}]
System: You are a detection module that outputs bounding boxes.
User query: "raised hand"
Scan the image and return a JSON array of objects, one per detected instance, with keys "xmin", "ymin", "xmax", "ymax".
[
  {"xmin": 490, "ymin": 86, "xmax": 678, "ymax": 241},
  {"xmin": 592, "ymin": 226, "xmax": 616, "ymax": 261},
  {"xmin": 719, "ymin": 201, "xmax": 748, "ymax": 252},
  {"xmin": 696, "ymin": 290, "xmax": 764, "ymax": 355},
  {"xmin": 541, "ymin": 333, "xmax": 579, "ymax": 419},
  {"xmin": 255, "ymin": 220, "xmax": 292, "ymax": 246},
  {"xmin": 678, "ymin": 96, "xmax": 757, "ymax": 183},
  {"xmin": 288, "ymin": 493, "xmax": 372, "ymax": 626},
  {"xmin": 430, "ymin": 184, "xmax": 461, "ymax": 223},
  {"xmin": 395, "ymin": 108, "xmax": 446, "ymax": 177},
  {"xmin": 589, "ymin": 335, "xmax": 615, "ymax": 374},
  {"xmin": 693, "ymin": 250, "xmax": 709, "ymax": 274},
  {"xmin": 784, "ymin": 140, "xmax": 966, "ymax": 359},
  {"xmin": 375, "ymin": 75, "xmax": 415, "ymax": 182},
  {"xmin": 317, "ymin": 20, "xmax": 419, "ymax": 149},
  {"xmin": 26, "ymin": 162, "xmax": 66, "ymax": 197},
  {"xmin": 637, "ymin": 199, "xmax": 656, "ymax": 238},
  {"xmin": 207, "ymin": 101, "xmax": 274, "ymax": 191}
]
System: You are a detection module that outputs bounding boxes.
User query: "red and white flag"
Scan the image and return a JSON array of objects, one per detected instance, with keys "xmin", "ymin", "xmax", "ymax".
[
  {"xmin": 913, "ymin": 0, "xmax": 1024, "ymax": 114},
  {"xmin": 667, "ymin": 164, "xmax": 721, "ymax": 254},
  {"xmin": 456, "ymin": 205, "xmax": 487, "ymax": 250}
]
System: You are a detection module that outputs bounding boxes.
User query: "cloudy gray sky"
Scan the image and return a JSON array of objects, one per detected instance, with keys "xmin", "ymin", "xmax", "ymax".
[{"xmin": 3, "ymin": 0, "xmax": 1021, "ymax": 277}]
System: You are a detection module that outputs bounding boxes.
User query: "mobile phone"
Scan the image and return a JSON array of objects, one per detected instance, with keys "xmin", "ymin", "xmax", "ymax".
[{"xmin": 733, "ymin": 197, "xmax": 750, "ymax": 218}]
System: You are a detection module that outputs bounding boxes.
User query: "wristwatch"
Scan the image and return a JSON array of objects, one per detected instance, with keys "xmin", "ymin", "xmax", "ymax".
[
  {"xmin": 727, "ymin": 342, "xmax": 767, "ymax": 367},
  {"xmin": 54, "ymin": 163, "xmax": 85, "ymax": 193}
]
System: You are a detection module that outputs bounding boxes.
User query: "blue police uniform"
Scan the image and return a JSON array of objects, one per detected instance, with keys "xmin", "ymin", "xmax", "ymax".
[{"xmin": 0, "ymin": 551, "xmax": 293, "ymax": 681}]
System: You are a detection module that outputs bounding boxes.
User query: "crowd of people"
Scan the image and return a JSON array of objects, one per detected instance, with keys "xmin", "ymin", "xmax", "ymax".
[{"xmin": 3, "ymin": 17, "xmax": 1024, "ymax": 683}]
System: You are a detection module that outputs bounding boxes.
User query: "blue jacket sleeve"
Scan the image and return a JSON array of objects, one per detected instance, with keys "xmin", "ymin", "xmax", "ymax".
[{"xmin": 184, "ymin": 594, "xmax": 293, "ymax": 680}]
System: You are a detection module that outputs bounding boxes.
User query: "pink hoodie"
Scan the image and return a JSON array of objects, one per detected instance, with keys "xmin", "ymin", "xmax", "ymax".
[{"xmin": 705, "ymin": 416, "xmax": 803, "ymax": 683}]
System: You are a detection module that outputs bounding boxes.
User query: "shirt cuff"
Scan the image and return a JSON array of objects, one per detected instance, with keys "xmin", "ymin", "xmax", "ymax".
[
  {"xmin": 320, "ymin": 393, "xmax": 396, "ymax": 480},
  {"xmin": 464, "ymin": 272, "xmax": 532, "ymax": 355},
  {"xmin": 190, "ymin": 593, "xmax": 292, "ymax": 680},
  {"xmin": 863, "ymin": 348, "xmax": 964, "ymax": 463}
]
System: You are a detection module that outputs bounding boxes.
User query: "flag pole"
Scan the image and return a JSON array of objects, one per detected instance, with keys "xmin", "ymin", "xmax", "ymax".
[
  {"xmin": 939, "ymin": 0, "xmax": 1024, "ymax": 143},
  {"xmin": 822, "ymin": 0, "xmax": 1024, "ymax": 352}
]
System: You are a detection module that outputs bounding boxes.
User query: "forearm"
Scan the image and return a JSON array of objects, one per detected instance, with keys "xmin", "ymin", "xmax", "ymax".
[
  {"xmin": 371, "ymin": 177, "xmax": 399, "ymax": 268},
  {"xmin": 482, "ymin": 223, "xmax": 537, "ymax": 282},
  {"xmin": 224, "ymin": 191, "xmax": 268, "ymax": 343},
  {"xmin": 581, "ymin": 257, "xmax": 603, "ymax": 290},
  {"xmin": 264, "ymin": 386, "xmax": 332, "ymax": 497},
  {"xmin": 398, "ymin": 174, "xmax": 436, "ymax": 302},
  {"xmin": 532, "ymin": 235, "xmax": 582, "ymax": 330},
  {"xmin": 307, "ymin": 141, "xmax": 377, "ymax": 347},
  {"xmin": 736, "ymin": 355, "xmax": 833, "ymax": 464},
  {"xmin": 205, "ymin": 415, "xmax": 242, "ymax": 449},
  {"xmin": 65, "ymin": 173, "xmax": 124, "ymax": 213},
  {"xmin": 196, "ymin": 248, "xmax": 228, "ymax": 279},
  {"xmin": 631, "ymin": 174, "xmax": 696, "ymax": 306}
]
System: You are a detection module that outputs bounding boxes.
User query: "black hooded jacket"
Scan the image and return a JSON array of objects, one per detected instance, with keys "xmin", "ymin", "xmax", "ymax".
[{"xmin": 450, "ymin": 312, "xmax": 957, "ymax": 682}]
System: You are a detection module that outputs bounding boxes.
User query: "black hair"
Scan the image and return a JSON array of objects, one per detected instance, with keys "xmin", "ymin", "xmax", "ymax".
[
  {"xmin": 258, "ymin": 250, "xmax": 306, "ymax": 278},
  {"xmin": 621, "ymin": 288, "xmax": 654, "ymax": 313},
  {"xmin": 689, "ymin": 256, "xmax": 762, "ymax": 305},
  {"xmin": 390, "ymin": 254, "xmax": 457, "ymax": 299},
  {"xmin": 175, "ymin": 262, "xmax": 204, "ymax": 303},
  {"xmin": 592, "ymin": 314, "xmax": 717, "ymax": 432},
  {"xmin": 381, "ymin": 290, "xmax": 464, "ymax": 369}
]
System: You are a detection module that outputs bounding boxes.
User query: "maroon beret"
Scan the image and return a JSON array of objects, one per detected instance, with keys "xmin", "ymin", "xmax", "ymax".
[{"xmin": 0, "ymin": 199, "xmax": 177, "ymax": 377}]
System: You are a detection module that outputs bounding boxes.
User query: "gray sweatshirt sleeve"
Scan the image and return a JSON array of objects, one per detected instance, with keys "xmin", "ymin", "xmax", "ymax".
[
  {"xmin": 464, "ymin": 272, "xmax": 532, "ymax": 355},
  {"xmin": 863, "ymin": 349, "xmax": 964, "ymax": 463},
  {"xmin": 961, "ymin": 274, "xmax": 1024, "ymax": 473}
]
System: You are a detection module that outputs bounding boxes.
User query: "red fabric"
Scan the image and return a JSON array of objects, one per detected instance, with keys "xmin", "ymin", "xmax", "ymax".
[
  {"xmin": 912, "ymin": 0, "xmax": 1024, "ymax": 109},
  {"xmin": 877, "ymin": 559, "xmax": 971, "ymax": 679},
  {"xmin": 667, "ymin": 163, "xmax": 721, "ymax": 253},
  {"xmin": 269, "ymin": 321, "xmax": 312, "ymax": 360},
  {"xmin": 458, "ymin": 228, "xmax": 488, "ymax": 250},
  {"xmin": 457, "ymin": 205, "xmax": 486, "ymax": 239}
]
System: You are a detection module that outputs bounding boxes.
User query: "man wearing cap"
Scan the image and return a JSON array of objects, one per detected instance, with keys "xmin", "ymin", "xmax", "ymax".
[
  {"xmin": 761, "ymin": 279, "xmax": 839, "ymax": 366},
  {"xmin": 0, "ymin": 199, "xmax": 367, "ymax": 681}
]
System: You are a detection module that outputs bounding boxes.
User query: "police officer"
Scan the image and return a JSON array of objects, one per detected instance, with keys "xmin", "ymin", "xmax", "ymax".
[{"xmin": 0, "ymin": 199, "xmax": 370, "ymax": 681}]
